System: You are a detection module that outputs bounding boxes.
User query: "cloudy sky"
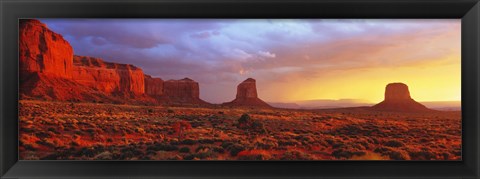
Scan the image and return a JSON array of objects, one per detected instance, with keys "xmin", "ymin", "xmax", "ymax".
[{"xmin": 40, "ymin": 19, "xmax": 461, "ymax": 104}]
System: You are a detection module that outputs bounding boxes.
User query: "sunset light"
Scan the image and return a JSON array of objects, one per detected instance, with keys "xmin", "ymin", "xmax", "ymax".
[
  {"xmin": 40, "ymin": 19, "xmax": 461, "ymax": 104},
  {"xmin": 19, "ymin": 19, "xmax": 462, "ymax": 161}
]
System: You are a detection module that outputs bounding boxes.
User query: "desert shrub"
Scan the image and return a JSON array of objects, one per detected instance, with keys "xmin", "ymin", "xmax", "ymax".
[
  {"xmin": 23, "ymin": 144, "xmax": 37, "ymax": 151},
  {"xmin": 180, "ymin": 139, "xmax": 197, "ymax": 145},
  {"xmin": 35, "ymin": 131, "xmax": 51, "ymax": 138},
  {"xmin": 172, "ymin": 121, "xmax": 192, "ymax": 140},
  {"xmin": 441, "ymin": 152, "xmax": 450, "ymax": 160},
  {"xmin": 47, "ymin": 127, "xmax": 60, "ymax": 134},
  {"xmin": 195, "ymin": 152, "xmax": 212, "ymax": 159},
  {"xmin": 356, "ymin": 140, "xmax": 371, "ymax": 150},
  {"xmin": 168, "ymin": 155, "xmax": 183, "ymax": 160},
  {"xmin": 278, "ymin": 139, "xmax": 301, "ymax": 146},
  {"xmin": 237, "ymin": 150, "xmax": 272, "ymax": 160},
  {"xmin": 237, "ymin": 114, "xmax": 253, "ymax": 128},
  {"xmin": 183, "ymin": 152, "xmax": 213, "ymax": 160},
  {"xmin": 195, "ymin": 145, "xmax": 211, "ymax": 153},
  {"xmin": 147, "ymin": 143, "xmax": 179, "ymax": 151},
  {"xmin": 179, "ymin": 147, "xmax": 191, "ymax": 153},
  {"xmin": 212, "ymin": 146, "xmax": 225, "ymax": 154},
  {"xmin": 332, "ymin": 149, "xmax": 365, "ymax": 159},
  {"xmin": 183, "ymin": 154, "xmax": 196, "ymax": 160},
  {"xmin": 252, "ymin": 121, "xmax": 268, "ymax": 134},
  {"xmin": 76, "ymin": 147, "xmax": 96, "ymax": 158},
  {"xmin": 388, "ymin": 151, "xmax": 410, "ymax": 160},
  {"xmin": 384, "ymin": 140, "xmax": 405, "ymax": 148},
  {"xmin": 281, "ymin": 150, "xmax": 313, "ymax": 160},
  {"xmin": 36, "ymin": 139, "xmax": 56, "ymax": 148},
  {"xmin": 120, "ymin": 146, "xmax": 144, "ymax": 156},
  {"xmin": 146, "ymin": 150, "xmax": 157, "ymax": 156},
  {"xmin": 141, "ymin": 156, "xmax": 152, "ymax": 160},
  {"xmin": 236, "ymin": 114, "xmax": 268, "ymax": 134},
  {"xmin": 408, "ymin": 150, "xmax": 436, "ymax": 160},
  {"xmin": 70, "ymin": 141, "xmax": 80, "ymax": 146},
  {"xmin": 227, "ymin": 144, "xmax": 245, "ymax": 156},
  {"xmin": 170, "ymin": 140, "xmax": 180, "ymax": 145},
  {"xmin": 452, "ymin": 150, "xmax": 461, "ymax": 157},
  {"xmin": 94, "ymin": 151, "xmax": 113, "ymax": 160},
  {"xmin": 332, "ymin": 142, "xmax": 345, "ymax": 149},
  {"xmin": 325, "ymin": 139, "xmax": 335, "ymax": 145},
  {"xmin": 254, "ymin": 139, "xmax": 278, "ymax": 150},
  {"xmin": 374, "ymin": 147, "xmax": 410, "ymax": 160},
  {"xmin": 221, "ymin": 142, "xmax": 234, "ymax": 149},
  {"xmin": 198, "ymin": 138, "xmax": 215, "ymax": 144},
  {"xmin": 295, "ymin": 135, "xmax": 315, "ymax": 144}
]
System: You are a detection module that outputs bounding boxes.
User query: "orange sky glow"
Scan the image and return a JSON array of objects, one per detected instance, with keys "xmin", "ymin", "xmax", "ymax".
[{"xmin": 44, "ymin": 19, "xmax": 461, "ymax": 104}]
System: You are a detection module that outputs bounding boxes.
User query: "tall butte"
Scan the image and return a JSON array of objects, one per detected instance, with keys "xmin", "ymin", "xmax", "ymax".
[
  {"xmin": 372, "ymin": 83, "xmax": 432, "ymax": 112},
  {"xmin": 223, "ymin": 78, "xmax": 271, "ymax": 108},
  {"xmin": 162, "ymin": 78, "xmax": 209, "ymax": 105},
  {"xmin": 20, "ymin": 19, "xmax": 73, "ymax": 78}
]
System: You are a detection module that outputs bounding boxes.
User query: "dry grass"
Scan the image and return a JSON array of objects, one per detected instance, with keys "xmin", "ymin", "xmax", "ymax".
[{"xmin": 19, "ymin": 100, "xmax": 461, "ymax": 160}]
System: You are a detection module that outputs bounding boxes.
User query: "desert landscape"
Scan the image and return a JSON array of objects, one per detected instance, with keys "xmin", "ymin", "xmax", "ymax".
[{"xmin": 19, "ymin": 19, "xmax": 461, "ymax": 160}]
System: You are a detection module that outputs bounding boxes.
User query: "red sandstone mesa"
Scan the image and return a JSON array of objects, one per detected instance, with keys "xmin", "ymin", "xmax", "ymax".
[
  {"xmin": 73, "ymin": 55, "xmax": 145, "ymax": 96},
  {"xmin": 20, "ymin": 19, "xmax": 74, "ymax": 79},
  {"xmin": 162, "ymin": 78, "xmax": 209, "ymax": 105},
  {"xmin": 19, "ymin": 20, "xmax": 114, "ymax": 101},
  {"xmin": 144, "ymin": 75, "xmax": 164, "ymax": 96},
  {"xmin": 19, "ymin": 19, "xmax": 210, "ymax": 105},
  {"xmin": 223, "ymin": 78, "xmax": 271, "ymax": 108},
  {"xmin": 372, "ymin": 83, "xmax": 432, "ymax": 112}
]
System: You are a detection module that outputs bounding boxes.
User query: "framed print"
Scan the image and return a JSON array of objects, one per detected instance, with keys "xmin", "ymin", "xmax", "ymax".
[
  {"xmin": 1, "ymin": 0, "xmax": 480, "ymax": 178},
  {"xmin": 16, "ymin": 18, "xmax": 462, "ymax": 161}
]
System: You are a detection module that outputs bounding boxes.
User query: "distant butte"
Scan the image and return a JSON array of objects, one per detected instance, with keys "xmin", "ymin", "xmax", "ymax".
[
  {"xmin": 223, "ymin": 78, "xmax": 272, "ymax": 108},
  {"xmin": 372, "ymin": 83, "xmax": 433, "ymax": 112},
  {"xmin": 161, "ymin": 78, "xmax": 209, "ymax": 105}
]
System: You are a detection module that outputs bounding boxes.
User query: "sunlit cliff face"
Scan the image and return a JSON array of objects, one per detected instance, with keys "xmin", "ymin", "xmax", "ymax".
[{"xmin": 41, "ymin": 19, "xmax": 461, "ymax": 103}]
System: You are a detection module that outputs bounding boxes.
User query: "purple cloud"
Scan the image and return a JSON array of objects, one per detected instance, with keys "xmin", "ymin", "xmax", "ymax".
[{"xmin": 39, "ymin": 19, "xmax": 460, "ymax": 103}]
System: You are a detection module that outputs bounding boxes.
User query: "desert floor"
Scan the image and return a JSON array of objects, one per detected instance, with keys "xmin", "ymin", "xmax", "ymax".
[{"xmin": 19, "ymin": 100, "xmax": 461, "ymax": 160}]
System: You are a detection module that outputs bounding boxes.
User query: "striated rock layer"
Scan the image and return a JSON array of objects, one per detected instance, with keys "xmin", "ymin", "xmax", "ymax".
[
  {"xmin": 372, "ymin": 83, "xmax": 432, "ymax": 112},
  {"xmin": 162, "ymin": 78, "xmax": 209, "ymax": 105},
  {"xmin": 20, "ymin": 72, "xmax": 120, "ymax": 103},
  {"xmin": 72, "ymin": 55, "xmax": 145, "ymax": 96},
  {"xmin": 19, "ymin": 19, "xmax": 209, "ymax": 105},
  {"xmin": 223, "ymin": 78, "xmax": 271, "ymax": 108},
  {"xmin": 144, "ymin": 75, "xmax": 164, "ymax": 96}
]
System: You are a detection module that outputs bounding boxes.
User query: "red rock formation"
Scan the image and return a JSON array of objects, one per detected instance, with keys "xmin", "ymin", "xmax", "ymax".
[
  {"xmin": 162, "ymin": 78, "xmax": 208, "ymax": 104},
  {"xmin": 372, "ymin": 83, "xmax": 432, "ymax": 112},
  {"xmin": 223, "ymin": 78, "xmax": 271, "ymax": 108},
  {"xmin": 19, "ymin": 19, "xmax": 73, "ymax": 78},
  {"xmin": 144, "ymin": 75, "xmax": 164, "ymax": 96},
  {"xmin": 19, "ymin": 19, "xmax": 208, "ymax": 106},
  {"xmin": 20, "ymin": 72, "xmax": 120, "ymax": 103},
  {"xmin": 72, "ymin": 55, "xmax": 145, "ymax": 95}
]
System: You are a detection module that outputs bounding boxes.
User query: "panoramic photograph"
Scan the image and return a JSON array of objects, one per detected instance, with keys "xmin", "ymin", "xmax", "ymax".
[{"xmin": 19, "ymin": 18, "xmax": 461, "ymax": 160}]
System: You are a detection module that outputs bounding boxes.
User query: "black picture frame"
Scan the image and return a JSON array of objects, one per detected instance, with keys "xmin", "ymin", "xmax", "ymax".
[{"xmin": 1, "ymin": 0, "xmax": 479, "ymax": 178}]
